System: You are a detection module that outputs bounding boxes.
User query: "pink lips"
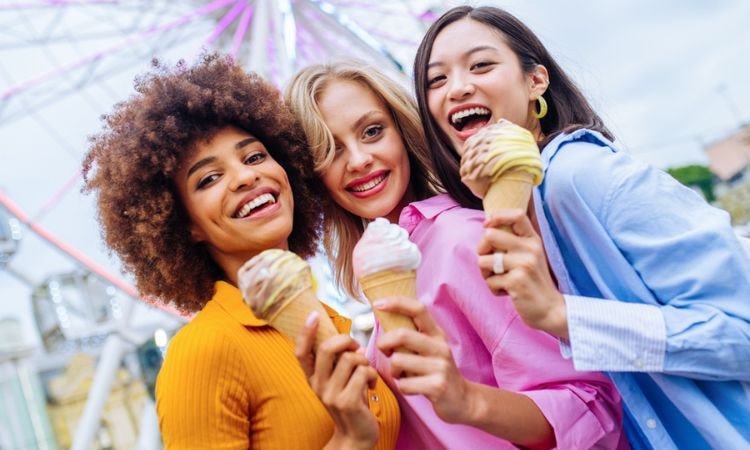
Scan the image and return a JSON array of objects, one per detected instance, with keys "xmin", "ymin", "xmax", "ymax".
[
  {"xmin": 446, "ymin": 103, "xmax": 492, "ymax": 142},
  {"xmin": 345, "ymin": 170, "xmax": 389, "ymax": 199}
]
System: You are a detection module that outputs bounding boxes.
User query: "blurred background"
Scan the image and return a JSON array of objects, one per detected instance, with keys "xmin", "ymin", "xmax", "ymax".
[{"xmin": 1, "ymin": 0, "xmax": 749, "ymax": 448}]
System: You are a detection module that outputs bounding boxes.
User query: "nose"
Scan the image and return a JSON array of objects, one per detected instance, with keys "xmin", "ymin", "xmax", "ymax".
[
  {"xmin": 345, "ymin": 144, "xmax": 374, "ymax": 173},
  {"xmin": 228, "ymin": 162, "xmax": 259, "ymax": 192},
  {"xmin": 447, "ymin": 73, "xmax": 475, "ymax": 101}
]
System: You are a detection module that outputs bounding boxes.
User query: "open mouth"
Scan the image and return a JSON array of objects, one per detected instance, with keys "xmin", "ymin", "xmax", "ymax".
[
  {"xmin": 234, "ymin": 192, "xmax": 278, "ymax": 219},
  {"xmin": 345, "ymin": 171, "xmax": 389, "ymax": 197},
  {"xmin": 348, "ymin": 173, "xmax": 387, "ymax": 193},
  {"xmin": 450, "ymin": 106, "xmax": 492, "ymax": 132}
]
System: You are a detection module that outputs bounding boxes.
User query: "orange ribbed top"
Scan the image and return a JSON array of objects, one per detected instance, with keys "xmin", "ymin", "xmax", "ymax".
[{"xmin": 155, "ymin": 281, "xmax": 399, "ymax": 449}]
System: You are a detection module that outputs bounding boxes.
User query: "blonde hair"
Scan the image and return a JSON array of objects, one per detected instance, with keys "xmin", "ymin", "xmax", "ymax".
[{"xmin": 285, "ymin": 60, "xmax": 440, "ymax": 298}]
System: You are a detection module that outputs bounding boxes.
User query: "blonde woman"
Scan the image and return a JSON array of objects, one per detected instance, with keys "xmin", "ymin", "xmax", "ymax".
[{"xmin": 286, "ymin": 61, "xmax": 624, "ymax": 449}]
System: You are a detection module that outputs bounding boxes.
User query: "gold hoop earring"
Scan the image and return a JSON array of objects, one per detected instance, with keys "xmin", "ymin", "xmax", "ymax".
[{"xmin": 532, "ymin": 95, "xmax": 548, "ymax": 119}]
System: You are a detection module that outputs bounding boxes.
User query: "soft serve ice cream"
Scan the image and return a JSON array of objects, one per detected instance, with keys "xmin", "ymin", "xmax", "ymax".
[
  {"xmin": 460, "ymin": 119, "xmax": 543, "ymax": 211},
  {"xmin": 238, "ymin": 249, "xmax": 337, "ymax": 349},
  {"xmin": 352, "ymin": 218, "xmax": 421, "ymax": 279}
]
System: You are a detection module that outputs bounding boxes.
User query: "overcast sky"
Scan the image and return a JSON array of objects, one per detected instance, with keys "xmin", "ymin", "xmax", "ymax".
[{"xmin": 1, "ymin": 0, "xmax": 749, "ymax": 345}]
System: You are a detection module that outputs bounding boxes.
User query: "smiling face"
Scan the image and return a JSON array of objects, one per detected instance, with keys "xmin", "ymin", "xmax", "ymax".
[
  {"xmin": 174, "ymin": 126, "xmax": 294, "ymax": 282},
  {"xmin": 425, "ymin": 18, "xmax": 548, "ymax": 154},
  {"xmin": 317, "ymin": 79, "xmax": 413, "ymax": 223}
]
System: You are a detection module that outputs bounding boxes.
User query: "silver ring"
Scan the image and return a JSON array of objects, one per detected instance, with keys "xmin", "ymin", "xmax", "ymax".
[{"xmin": 492, "ymin": 251, "xmax": 505, "ymax": 274}]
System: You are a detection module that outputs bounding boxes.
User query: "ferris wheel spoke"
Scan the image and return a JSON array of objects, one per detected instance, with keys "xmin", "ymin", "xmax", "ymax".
[{"xmin": 0, "ymin": 0, "xmax": 235, "ymax": 103}]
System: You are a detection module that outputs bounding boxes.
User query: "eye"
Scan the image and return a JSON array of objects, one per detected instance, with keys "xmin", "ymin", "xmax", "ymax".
[
  {"xmin": 470, "ymin": 61, "xmax": 495, "ymax": 71},
  {"xmin": 427, "ymin": 74, "xmax": 446, "ymax": 88},
  {"xmin": 196, "ymin": 173, "xmax": 220, "ymax": 190},
  {"xmin": 362, "ymin": 124, "xmax": 383, "ymax": 140},
  {"xmin": 244, "ymin": 151, "xmax": 267, "ymax": 165}
]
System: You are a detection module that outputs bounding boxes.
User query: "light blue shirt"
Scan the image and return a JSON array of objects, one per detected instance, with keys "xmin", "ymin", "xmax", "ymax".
[{"xmin": 532, "ymin": 129, "xmax": 750, "ymax": 449}]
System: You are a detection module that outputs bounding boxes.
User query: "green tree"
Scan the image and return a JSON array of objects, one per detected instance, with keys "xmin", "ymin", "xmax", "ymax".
[{"xmin": 667, "ymin": 164, "xmax": 716, "ymax": 202}]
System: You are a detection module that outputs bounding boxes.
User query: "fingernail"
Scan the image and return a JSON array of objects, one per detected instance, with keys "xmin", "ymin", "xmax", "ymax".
[
  {"xmin": 305, "ymin": 311, "xmax": 319, "ymax": 327},
  {"xmin": 372, "ymin": 300, "xmax": 386, "ymax": 309}
]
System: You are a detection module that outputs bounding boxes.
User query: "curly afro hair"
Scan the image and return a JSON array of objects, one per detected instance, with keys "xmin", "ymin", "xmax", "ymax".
[{"xmin": 83, "ymin": 54, "xmax": 323, "ymax": 313}]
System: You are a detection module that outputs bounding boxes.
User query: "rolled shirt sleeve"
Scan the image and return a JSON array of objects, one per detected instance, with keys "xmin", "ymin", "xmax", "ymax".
[{"xmin": 545, "ymin": 137, "xmax": 750, "ymax": 381}]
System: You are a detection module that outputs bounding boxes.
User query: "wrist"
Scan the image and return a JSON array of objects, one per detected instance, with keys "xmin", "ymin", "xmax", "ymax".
[
  {"xmin": 461, "ymin": 380, "xmax": 488, "ymax": 427},
  {"xmin": 542, "ymin": 294, "xmax": 569, "ymax": 340},
  {"xmin": 325, "ymin": 431, "xmax": 375, "ymax": 450}
]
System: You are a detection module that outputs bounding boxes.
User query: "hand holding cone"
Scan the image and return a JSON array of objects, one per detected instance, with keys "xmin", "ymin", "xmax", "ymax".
[{"xmin": 353, "ymin": 218, "xmax": 419, "ymax": 350}]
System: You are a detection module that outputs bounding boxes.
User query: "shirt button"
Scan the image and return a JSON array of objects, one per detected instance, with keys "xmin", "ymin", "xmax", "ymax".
[
  {"xmin": 633, "ymin": 359, "xmax": 644, "ymax": 369},
  {"xmin": 371, "ymin": 394, "xmax": 379, "ymax": 402},
  {"xmin": 646, "ymin": 419, "xmax": 657, "ymax": 429}
]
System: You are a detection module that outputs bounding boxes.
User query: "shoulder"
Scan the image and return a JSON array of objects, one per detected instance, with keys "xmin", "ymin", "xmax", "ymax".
[
  {"xmin": 411, "ymin": 195, "xmax": 484, "ymax": 254},
  {"xmin": 542, "ymin": 131, "xmax": 630, "ymax": 191},
  {"xmin": 540, "ymin": 130, "xmax": 661, "ymax": 216},
  {"xmin": 160, "ymin": 316, "xmax": 247, "ymax": 380}
]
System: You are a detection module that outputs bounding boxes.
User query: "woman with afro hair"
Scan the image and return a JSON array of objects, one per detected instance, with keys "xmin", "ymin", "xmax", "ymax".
[{"xmin": 82, "ymin": 54, "xmax": 399, "ymax": 449}]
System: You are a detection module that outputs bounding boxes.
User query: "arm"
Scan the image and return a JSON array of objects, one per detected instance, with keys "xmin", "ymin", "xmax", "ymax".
[
  {"xmin": 480, "ymin": 140, "xmax": 750, "ymax": 380},
  {"xmin": 374, "ymin": 296, "xmax": 555, "ymax": 450},
  {"xmin": 377, "ymin": 219, "xmax": 621, "ymax": 449},
  {"xmin": 295, "ymin": 312, "xmax": 379, "ymax": 450},
  {"xmin": 155, "ymin": 328, "xmax": 251, "ymax": 449}
]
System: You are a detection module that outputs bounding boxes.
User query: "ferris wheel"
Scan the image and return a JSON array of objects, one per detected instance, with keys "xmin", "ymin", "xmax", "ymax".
[
  {"xmin": 0, "ymin": 0, "xmax": 446, "ymax": 305},
  {"xmin": 0, "ymin": 1, "xmax": 448, "ymax": 448}
]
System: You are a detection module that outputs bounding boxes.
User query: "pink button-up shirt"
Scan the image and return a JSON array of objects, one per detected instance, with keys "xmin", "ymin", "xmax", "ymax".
[{"xmin": 367, "ymin": 194, "xmax": 625, "ymax": 449}]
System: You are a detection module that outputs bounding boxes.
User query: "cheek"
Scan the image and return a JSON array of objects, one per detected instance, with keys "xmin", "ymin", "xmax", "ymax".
[
  {"xmin": 321, "ymin": 164, "xmax": 344, "ymax": 198},
  {"xmin": 426, "ymin": 93, "xmax": 443, "ymax": 122}
]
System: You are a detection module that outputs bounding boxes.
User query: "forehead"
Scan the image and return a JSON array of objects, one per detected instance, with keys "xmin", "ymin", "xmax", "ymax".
[
  {"xmin": 319, "ymin": 79, "xmax": 384, "ymax": 113},
  {"xmin": 179, "ymin": 127, "xmax": 260, "ymax": 168},
  {"xmin": 429, "ymin": 18, "xmax": 508, "ymax": 61}
]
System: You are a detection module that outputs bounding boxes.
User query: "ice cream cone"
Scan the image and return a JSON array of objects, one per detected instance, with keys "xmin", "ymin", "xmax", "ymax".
[
  {"xmin": 352, "ymin": 218, "xmax": 421, "ymax": 353},
  {"xmin": 359, "ymin": 269, "xmax": 418, "ymax": 335},
  {"xmin": 460, "ymin": 119, "xmax": 543, "ymax": 222},
  {"xmin": 265, "ymin": 288, "xmax": 338, "ymax": 350},
  {"xmin": 238, "ymin": 249, "xmax": 339, "ymax": 351},
  {"xmin": 483, "ymin": 169, "xmax": 536, "ymax": 229}
]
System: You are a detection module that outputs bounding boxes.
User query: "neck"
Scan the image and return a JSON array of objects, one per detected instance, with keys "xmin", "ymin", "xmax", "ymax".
[{"xmin": 384, "ymin": 184, "xmax": 416, "ymax": 224}]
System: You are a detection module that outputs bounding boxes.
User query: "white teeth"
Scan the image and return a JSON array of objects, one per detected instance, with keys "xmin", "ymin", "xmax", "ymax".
[
  {"xmin": 236, "ymin": 193, "xmax": 276, "ymax": 218},
  {"xmin": 350, "ymin": 174, "xmax": 386, "ymax": 192},
  {"xmin": 451, "ymin": 107, "xmax": 491, "ymax": 125}
]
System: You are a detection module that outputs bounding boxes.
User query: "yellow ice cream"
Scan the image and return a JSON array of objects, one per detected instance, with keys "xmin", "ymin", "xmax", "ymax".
[{"xmin": 460, "ymin": 119, "xmax": 544, "ymax": 199}]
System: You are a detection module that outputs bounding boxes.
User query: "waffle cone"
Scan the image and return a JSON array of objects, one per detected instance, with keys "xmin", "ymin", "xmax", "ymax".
[
  {"xmin": 266, "ymin": 288, "xmax": 338, "ymax": 350},
  {"xmin": 359, "ymin": 270, "xmax": 417, "ymax": 354},
  {"xmin": 484, "ymin": 169, "xmax": 534, "ymax": 232}
]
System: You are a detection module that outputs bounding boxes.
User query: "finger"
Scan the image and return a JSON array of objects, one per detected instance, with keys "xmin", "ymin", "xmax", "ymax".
[
  {"xmin": 373, "ymin": 296, "xmax": 443, "ymax": 337},
  {"xmin": 484, "ymin": 273, "xmax": 510, "ymax": 296},
  {"xmin": 312, "ymin": 334, "xmax": 360, "ymax": 389},
  {"xmin": 377, "ymin": 329, "xmax": 448, "ymax": 358},
  {"xmin": 395, "ymin": 372, "xmax": 449, "ymax": 400},
  {"xmin": 388, "ymin": 350, "xmax": 452, "ymax": 380},
  {"xmin": 339, "ymin": 365, "xmax": 378, "ymax": 409},
  {"xmin": 294, "ymin": 311, "xmax": 319, "ymax": 378},
  {"xmin": 483, "ymin": 209, "xmax": 535, "ymax": 237},
  {"xmin": 327, "ymin": 351, "xmax": 371, "ymax": 395}
]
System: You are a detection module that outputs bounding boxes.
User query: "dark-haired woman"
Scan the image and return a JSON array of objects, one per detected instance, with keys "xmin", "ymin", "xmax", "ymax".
[
  {"xmin": 83, "ymin": 55, "xmax": 399, "ymax": 449},
  {"xmin": 413, "ymin": 6, "xmax": 750, "ymax": 449}
]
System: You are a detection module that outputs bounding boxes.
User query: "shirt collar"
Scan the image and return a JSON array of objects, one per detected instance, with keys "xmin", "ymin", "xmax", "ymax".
[
  {"xmin": 210, "ymin": 280, "xmax": 351, "ymax": 332},
  {"xmin": 398, "ymin": 194, "xmax": 460, "ymax": 234}
]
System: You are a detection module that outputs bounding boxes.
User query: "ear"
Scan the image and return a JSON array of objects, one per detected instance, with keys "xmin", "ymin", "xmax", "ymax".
[
  {"xmin": 188, "ymin": 223, "xmax": 207, "ymax": 243},
  {"xmin": 528, "ymin": 64, "xmax": 550, "ymax": 100}
]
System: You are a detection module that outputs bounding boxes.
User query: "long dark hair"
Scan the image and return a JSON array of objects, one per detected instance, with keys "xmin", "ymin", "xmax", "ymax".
[{"xmin": 413, "ymin": 6, "xmax": 612, "ymax": 209}]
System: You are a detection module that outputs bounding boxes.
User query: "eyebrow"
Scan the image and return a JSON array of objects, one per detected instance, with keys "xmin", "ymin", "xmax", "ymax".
[
  {"xmin": 351, "ymin": 111, "xmax": 380, "ymax": 133},
  {"xmin": 427, "ymin": 45, "xmax": 498, "ymax": 69},
  {"xmin": 186, "ymin": 136, "xmax": 260, "ymax": 178}
]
